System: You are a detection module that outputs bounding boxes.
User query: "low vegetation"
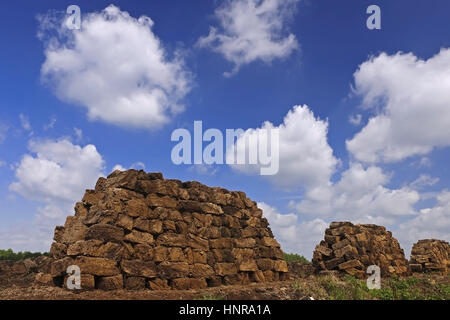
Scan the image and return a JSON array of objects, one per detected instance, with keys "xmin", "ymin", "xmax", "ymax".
[
  {"xmin": 290, "ymin": 274, "xmax": 450, "ymax": 300},
  {"xmin": 0, "ymin": 249, "xmax": 48, "ymax": 261},
  {"xmin": 283, "ymin": 253, "xmax": 310, "ymax": 264}
]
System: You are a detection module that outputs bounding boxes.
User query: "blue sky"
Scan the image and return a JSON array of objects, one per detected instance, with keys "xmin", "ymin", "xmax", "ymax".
[{"xmin": 0, "ymin": 0, "xmax": 449, "ymax": 258}]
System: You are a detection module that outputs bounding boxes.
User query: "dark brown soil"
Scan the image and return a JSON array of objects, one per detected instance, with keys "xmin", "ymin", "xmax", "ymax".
[{"xmin": 1, "ymin": 260, "xmax": 448, "ymax": 300}]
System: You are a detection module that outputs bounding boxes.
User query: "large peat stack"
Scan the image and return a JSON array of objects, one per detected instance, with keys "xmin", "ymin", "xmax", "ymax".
[
  {"xmin": 48, "ymin": 170, "xmax": 288, "ymax": 290},
  {"xmin": 409, "ymin": 239, "xmax": 449, "ymax": 275},
  {"xmin": 312, "ymin": 222, "xmax": 409, "ymax": 278}
]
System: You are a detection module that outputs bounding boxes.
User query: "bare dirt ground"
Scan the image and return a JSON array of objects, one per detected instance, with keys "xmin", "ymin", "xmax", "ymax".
[
  {"xmin": 0, "ymin": 281, "xmax": 310, "ymax": 300},
  {"xmin": 0, "ymin": 261, "xmax": 448, "ymax": 300},
  {"xmin": 0, "ymin": 262, "xmax": 313, "ymax": 300}
]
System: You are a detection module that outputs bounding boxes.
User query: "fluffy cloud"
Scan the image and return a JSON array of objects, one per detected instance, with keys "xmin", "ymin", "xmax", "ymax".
[
  {"xmin": 197, "ymin": 0, "xmax": 299, "ymax": 76},
  {"xmin": 231, "ymin": 104, "xmax": 441, "ymax": 257},
  {"xmin": 40, "ymin": 5, "xmax": 192, "ymax": 129},
  {"xmin": 112, "ymin": 164, "xmax": 127, "ymax": 172},
  {"xmin": 347, "ymin": 48, "xmax": 450, "ymax": 163},
  {"xmin": 229, "ymin": 105, "xmax": 338, "ymax": 189},
  {"xmin": 0, "ymin": 220, "xmax": 62, "ymax": 252},
  {"xmin": 10, "ymin": 139, "xmax": 104, "ymax": 204},
  {"xmin": 295, "ymin": 163, "xmax": 420, "ymax": 225},
  {"xmin": 4, "ymin": 139, "xmax": 105, "ymax": 251},
  {"xmin": 396, "ymin": 190, "xmax": 450, "ymax": 256},
  {"xmin": 259, "ymin": 202, "xmax": 327, "ymax": 259},
  {"xmin": 260, "ymin": 170, "xmax": 449, "ymax": 259},
  {"xmin": 0, "ymin": 200, "xmax": 77, "ymax": 252},
  {"xmin": 112, "ymin": 162, "xmax": 145, "ymax": 172}
]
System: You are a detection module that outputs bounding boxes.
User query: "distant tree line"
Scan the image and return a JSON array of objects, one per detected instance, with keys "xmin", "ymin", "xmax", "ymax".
[
  {"xmin": 0, "ymin": 249, "xmax": 48, "ymax": 261},
  {"xmin": 283, "ymin": 252, "xmax": 310, "ymax": 264}
]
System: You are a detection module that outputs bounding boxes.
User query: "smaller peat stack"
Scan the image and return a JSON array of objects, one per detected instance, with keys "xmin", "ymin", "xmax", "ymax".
[
  {"xmin": 409, "ymin": 239, "xmax": 449, "ymax": 275},
  {"xmin": 312, "ymin": 222, "xmax": 409, "ymax": 278}
]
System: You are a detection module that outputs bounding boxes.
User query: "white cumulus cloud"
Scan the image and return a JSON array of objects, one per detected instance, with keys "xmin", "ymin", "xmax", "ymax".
[
  {"xmin": 40, "ymin": 5, "xmax": 192, "ymax": 130},
  {"xmin": 112, "ymin": 162, "xmax": 145, "ymax": 173},
  {"xmin": 197, "ymin": 0, "xmax": 299, "ymax": 77},
  {"xmin": 4, "ymin": 139, "xmax": 105, "ymax": 251},
  {"xmin": 396, "ymin": 190, "xmax": 450, "ymax": 257},
  {"xmin": 229, "ymin": 103, "xmax": 443, "ymax": 257},
  {"xmin": 347, "ymin": 48, "xmax": 450, "ymax": 163},
  {"xmin": 229, "ymin": 105, "xmax": 338, "ymax": 189},
  {"xmin": 10, "ymin": 139, "xmax": 104, "ymax": 204},
  {"xmin": 259, "ymin": 202, "xmax": 328, "ymax": 259},
  {"xmin": 295, "ymin": 163, "xmax": 420, "ymax": 225}
]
